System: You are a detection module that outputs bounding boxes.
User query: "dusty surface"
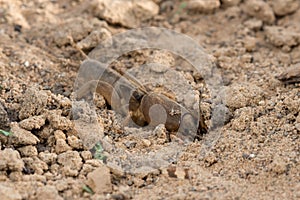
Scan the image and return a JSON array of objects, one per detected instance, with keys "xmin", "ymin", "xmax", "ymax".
[{"xmin": 0, "ymin": 0, "xmax": 300, "ymax": 199}]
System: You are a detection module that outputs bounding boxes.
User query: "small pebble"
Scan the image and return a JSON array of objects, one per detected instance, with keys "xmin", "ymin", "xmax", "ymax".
[
  {"xmin": 150, "ymin": 63, "xmax": 169, "ymax": 73},
  {"xmin": 249, "ymin": 154, "xmax": 255, "ymax": 159},
  {"xmin": 142, "ymin": 139, "xmax": 151, "ymax": 147},
  {"xmin": 24, "ymin": 61, "xmax": 30, "ymax": 67}
]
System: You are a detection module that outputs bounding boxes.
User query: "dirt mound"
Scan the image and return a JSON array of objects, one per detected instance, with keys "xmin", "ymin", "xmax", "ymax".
[{"xmin": 0, "ymin": 0, "xmax": 299, "ymax": 199}]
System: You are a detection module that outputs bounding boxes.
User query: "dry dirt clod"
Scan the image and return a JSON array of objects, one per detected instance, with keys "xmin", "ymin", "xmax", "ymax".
[
  {"xmin": 186, "ymin": 0, "xmax": 221, "ymax": 13},
  {"xmin": 269, "ymin": 156, "xmax": 288, "ymax": 175},
  {"xmin": 67, "ymin": 135, "xmax": 83, "ymax": 149},
  {"xmin": 1, "ymin": 0, "xmax": 300, "ymax": 199},
  {"xmin": 34, "ymin": 185, "xmax": 63, "ymax": 200},
  {"xmin": 57, "ymin": 151, "xmax": 83, "ymax": 177},
  {"xmin": 18, "ymin": 145, "xmax": 38, "ymax": 157},
  {"xmin": 19, "ymin": 115, "xmax": 46, "ymax": 131},
  {"xmin": 242, "ymin": 0, "xmax": 275, "ymax": 24},
  {"xmin": 0, "ymin": 102, "xmax": 9, "ymax": 130},
  {"xmin": 49, "ymin": 17, "xmax": 107, "ymax": 47},
  {"xmin": 46, "ymin": 110, "xmax": 73, "ymax": 131},
  {"xmin": 264, "ymin": 26, "xmax": 300, "ymax": 48},
  {"xmin": 19, "ymin": 88, "xmax": 48, "ymax": 120},
  {"xmin": 86, "ymin": 165, "xmax": 112, "ymax": 194},
  {"xmin": 0, "ymin": 148, "xmax": 24, "ymax": 172},
  {"xmin": 244, "ymin": 36, "xmax": 257, "ymax": 52},
  {"xmin": 243, "ymin": 18, "xmax": 263, "ymax": 31},
  {"xmin": 221, "ymin": 0, "xmax": 241, "ymax": 7},
  {"xmin": 9, "ymin": 123, "xmax": 40, "ymax": 146},
  {"xmin": 153, "ymin": 124, "xmax": 168, "ymax": 144},
  {"xmin": 39, "ymin": 152, "xmax": 57, "ymax": 165},
  {"xmin": 55, "ymin": 139, "xmax": 72, "ymax": 154},
  {"xmin": 80, "ymin": 151, "xmax": 92, "ymax": 161},
  {"xmin": 276, "ymin": 64, "xmax": 300, "ymax": 84},
  {"xmin": 222, "ymin": 83, "xmax": 265, "ymax": 110},
  {"xmin": 23, "ymin": 156, "xmax": 48, "ymax": 175},
  {"xmin": 161, "ymin": 165, "xmax": 190, "ymax": 180},
  {"xmin": 76, "ymin": 29, "xmax": 112, "ymax": 50},
  {"xmin": 0, "ymin": 184, "xmax": 22, "ymax": 200},
  {"xmin": 90, "ymin": 0, "xmax": 159, "ymax": 28},
  {"xmin": 270, "ymin": 0, "xmax": 299, "ymax": 16}
]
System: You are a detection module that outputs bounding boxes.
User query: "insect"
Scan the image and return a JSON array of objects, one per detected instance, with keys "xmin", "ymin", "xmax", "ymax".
[{"xmin": 77, "ymin": 61, "xmax": 208, "ymax": 141}]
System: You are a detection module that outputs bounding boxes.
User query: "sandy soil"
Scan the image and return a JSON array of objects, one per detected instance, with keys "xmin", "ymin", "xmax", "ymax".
[{"xmin": 0, "ymin": 0, "xmax": 299, "ymax": 199}]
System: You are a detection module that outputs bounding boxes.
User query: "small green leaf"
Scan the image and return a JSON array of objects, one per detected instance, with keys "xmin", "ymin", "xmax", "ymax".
[
  {"xmin": 180, "ymin": 2, "xmax": 187, "ymax": 9},
  {"xmin": 82, "ymin": 185, "xmax": 94, "ymax": 194},
  {"xmin": 91, "ymin": 142, "xmax": 107, "ymax": 162},
  {"xmin": 94, "ymin": 142, "xmax": 104, "ymax": 152},
  {"xmin": 0, "ymin": 129, "xmax": 12, "ymax": 136}
]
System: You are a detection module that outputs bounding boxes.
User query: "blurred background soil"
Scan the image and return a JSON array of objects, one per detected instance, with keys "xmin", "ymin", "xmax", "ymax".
[{"xmin": 0, "ymin": 0, "xmax": 299, "ymax": 199}]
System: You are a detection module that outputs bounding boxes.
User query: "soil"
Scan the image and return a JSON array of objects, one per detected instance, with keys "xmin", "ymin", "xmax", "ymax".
[{"xmin": 0, "ymin": 0, "xmax": 299, "ymax": 200}]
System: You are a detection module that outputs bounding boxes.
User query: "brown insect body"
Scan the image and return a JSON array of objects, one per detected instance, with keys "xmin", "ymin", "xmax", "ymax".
[
  {"xmin": 91, "ymin": 64, "xmax": 207, "ymax": 138},
  {"xmin": 140, "ymin": 92, "xmax": 181, "ymax": 131}
]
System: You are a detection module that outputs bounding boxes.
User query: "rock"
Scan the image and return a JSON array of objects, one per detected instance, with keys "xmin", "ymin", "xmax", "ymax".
[
  {"xmin": 91, "ymin": 0, "xmax": 159, "ymax": 28},
  {"xmin": 0, "ymin": 184, "xmax": 22, "ymax": 200},
  {"xmin": 35, "ymin": 185, "xmax": 63, "ymax": 200},
  {"xmin": 186, "ymin": 0, "xmax": 220, "ymax": 13},
  {"xmin": 73, "ymin": 118, "xmax": 104, "ymax": 150},
  {"xmin": 264, "ymin": 26, "xmax": 300, "ymax": 48},
  {"xmin": 57, "ymin": 151, "xmax": 83, "ymax": 177},
  {"xmin": 19, "ymin": 87, "xmax": 48, "ymax": 120},
  {"xmin": 221, "ymin": 0, "xmax": 240, "ymax": 7},
  {"xmin": 18, "ymin": 145, "xmax": 38, "ymax": 157},
  {"xmin": 211, "ymin": 104, "xmax": 232, "ymax": 127},
  {"xmin": 270, "ymin": 0, "xmax": 299, "ymax": 16},
  {"xmin": 86, "ymin": 165, "xmax": 112, "ymax": 194},
  {"xmin": 10, "ymin": 123, "xmax": 40, "ymax": 146},
  {"xmin": 19, "ymin": 115, "xmax": 46, "ymax": 130},
  {"xmin": 242, "ymin": 0, "xmax": 275, "ymax": 24},
  {"xmin": 0, "ymin": 148, "xmax": 24, "ymax": 171},
  {"xmin": 142, "ymin": 139, "xmax": 151, "ymax": 147}
]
